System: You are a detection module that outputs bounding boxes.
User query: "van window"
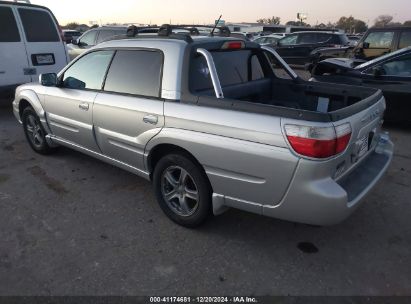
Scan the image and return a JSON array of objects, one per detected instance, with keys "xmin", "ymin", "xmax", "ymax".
[
  {"xmin": 62, "ymin": 51, "xmax": 114, "ymax": 90},
  {"xmin": 0, "ymin": 6, "xmax": 20, "ymax": 42},
  {"xmin": 103, "ymin": 50, "xmax": 163, "ymax": 97},
  {"xmin": 399, "ymin": 31, "xmax": 411, "ymax": 49},
  {"xmin": 18, "ymin": 8, "xmax": 59, "ymax": 42}
]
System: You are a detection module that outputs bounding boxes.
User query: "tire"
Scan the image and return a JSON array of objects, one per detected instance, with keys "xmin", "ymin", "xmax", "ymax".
[
  {"xmin": 153, "ymin": 153, "xmax": 212, "ymax": 228},
  {"xmin": 22, "ymin": 107, "xmax": 55, "ymax": 155}
]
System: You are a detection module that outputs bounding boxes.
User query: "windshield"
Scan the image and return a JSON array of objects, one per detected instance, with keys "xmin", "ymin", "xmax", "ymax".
[{"xmin": 355, "ymin": 47, "xmax": 411, "ymax": 70}]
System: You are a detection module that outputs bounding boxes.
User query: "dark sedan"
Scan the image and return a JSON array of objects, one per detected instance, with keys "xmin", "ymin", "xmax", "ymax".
[{"xmin": 311, "ymin": 47, "xmax": 411, "ymax": 124}]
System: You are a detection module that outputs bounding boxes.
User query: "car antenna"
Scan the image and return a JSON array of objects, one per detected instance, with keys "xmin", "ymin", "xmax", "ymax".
[{"xmin": 210, "ymin": 15, "xmax": 222, "ymax": 37}]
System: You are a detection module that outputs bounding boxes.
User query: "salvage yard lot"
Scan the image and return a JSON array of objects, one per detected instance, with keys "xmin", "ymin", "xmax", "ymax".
[{"xmin": 0, "ymin": 94, "xmax": 410, "ymax": 295}]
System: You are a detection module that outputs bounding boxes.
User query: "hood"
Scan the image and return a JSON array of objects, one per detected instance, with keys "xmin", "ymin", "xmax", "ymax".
[{"xmin": 317, "ymin": 57, "xmax": 366, "ymax": 70}]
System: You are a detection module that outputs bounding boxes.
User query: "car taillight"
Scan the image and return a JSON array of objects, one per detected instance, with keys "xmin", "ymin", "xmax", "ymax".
[{"xmin": 284, "ymin": 123, "xmax": 352, "ymax": 159}]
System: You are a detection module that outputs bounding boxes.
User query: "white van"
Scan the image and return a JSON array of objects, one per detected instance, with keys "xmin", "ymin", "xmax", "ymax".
[{"xmin": 0, "ymin": 0, "xmax": 69, "ymax": 98}]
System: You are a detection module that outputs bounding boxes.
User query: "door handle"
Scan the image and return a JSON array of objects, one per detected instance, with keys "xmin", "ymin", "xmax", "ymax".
[
  {"xmin": 79, "ymin": 102, "xmax": 89, "ymax": 111},
  {"xmin": 143, "ymin": 114, "xmax": 158, "ymax": 125}
]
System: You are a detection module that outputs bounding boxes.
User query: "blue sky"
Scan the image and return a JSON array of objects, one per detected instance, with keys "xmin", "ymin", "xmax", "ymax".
[{"xmin": 32, "ymin": 0, "xmax": 410, "ymax": 26}]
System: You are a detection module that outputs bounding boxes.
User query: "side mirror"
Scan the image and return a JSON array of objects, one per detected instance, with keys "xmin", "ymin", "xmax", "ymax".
[
  {"xmin": 39, "ymin": 73, "xmax": 57, "ymax": 87},
  {"xmin": 72, "ymin": 38, "xmax": 79, "ymax": 45},
  {"xmin": 372, "ymin": 66, "xmax": 385, "ymax": 78},
  {"xmin": 362, "ymin": 42, "xmax": 370, "ymax": 49}
]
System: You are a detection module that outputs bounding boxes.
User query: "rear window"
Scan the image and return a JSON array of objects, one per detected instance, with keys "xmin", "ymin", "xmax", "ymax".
[
  {"xmin": 399, "ymin": 31, "xmax": 411, "ymax": 49},
  {"xmin": 0, "ymin": 6, "xmax": 20, "ymax": 42},
  {"xmin": 18, "ymin": 8, "xmax": 60, "ymax": 42},
  {"xmin": 103, "ymin": 50, "xmax": 163, "ymax": 97},
  {"xmin": 190, "ymin": 50, "xmax": 265, "ymax": 92}
]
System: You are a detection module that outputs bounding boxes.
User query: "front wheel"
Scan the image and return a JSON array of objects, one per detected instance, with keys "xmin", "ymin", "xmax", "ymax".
[
  {"xmin": 22, "ymin": 107, "xmax": 56, "ymax": 155},
  {"xmin": 153, "ymin": 153, "xmax": 212, "ymax": 228}
]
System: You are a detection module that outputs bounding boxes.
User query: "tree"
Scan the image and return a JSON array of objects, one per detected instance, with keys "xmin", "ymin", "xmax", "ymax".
[
  {"xmin": 256, "ymin": 16, "xmax": 281, "ymax": 25},
  {"xmin": 404, "ymin": 20, "xmax": 411, "ymax": 26},
  {"xmin": 285, "ymin": 20, "xmax": 310, "ymax": 27},
  {"xmin": 90, "ymin": 24, "xmax": 99, "ymax": 29},
  {"xmin": 336, "ymin": 16, "xmax": 367, "ymax": 33},
  {"xmin": 62, "ymin": 22, "xmax": 80, "ymax": 30},
  {"xmin": 374, "ymin": 15, "xmax": 393, "ymax": 27}
]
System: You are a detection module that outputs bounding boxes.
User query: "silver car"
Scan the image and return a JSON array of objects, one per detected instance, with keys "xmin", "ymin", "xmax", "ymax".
[{"xmin": 13, "ymin": 34, "xmax": 393, "ymax": 227}]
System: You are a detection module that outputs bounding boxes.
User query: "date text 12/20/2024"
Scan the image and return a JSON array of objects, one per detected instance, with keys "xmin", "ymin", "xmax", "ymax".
[{"xmin": 149, "ymin": 297, "xmax": 258, "ymax": 303}]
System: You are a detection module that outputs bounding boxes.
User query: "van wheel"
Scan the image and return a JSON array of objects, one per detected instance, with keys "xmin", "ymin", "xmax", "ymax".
[
  {"xmin": 22, "ymin": 107, "xmax": 55, "ymax": 155},
  {"xmin": 153, "ymin": 153, "xmax": 212, "ymax": 228}
]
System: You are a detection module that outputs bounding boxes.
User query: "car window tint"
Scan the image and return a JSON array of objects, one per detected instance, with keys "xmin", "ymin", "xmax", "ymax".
[
  {"xmin": 96, "ymin": 30, "xmax": 116, "ymax": 44},
  {"xmin": 0, "ymin": 6, "xmax": 20, "ymax": 42},
  {"xmin": 298, "ymin": 33, "xmax": 318, "ymax": 44},
  {"xmin": 399, "ymin": 31, "xmax": 411, "ymax": 49},
  {"xmin": 18, "ymin": 8, "xmax": 59, "ymax": 42},
  {"xmin": 378, "ymin": 54, "xmax": 411, "ymax": 77},
  {"xmin": 279, "ymin": 34, "xmax": 297, "ymax": 45},
  {"xmin": 104, "ymin": 50, "xmax": 163, "ymax": 97},
  {"xmin": 251, "ymin": 55, "xmax": 264, "ymax": 80},
  {"xmin": 364, "ymin": 32, "xmax": 394, "ymax": 48},
  {"xmin": 316, "ymin": 33, "xmax": 331, "ymax": 43},
  {"xmin": 62, "ymin": 51, "xmax": 114, "ymax": 90},
  {"xmin": 212, "ymin": 50, "xmax": 251, "ymax": 86},
  {"xmin": 79, "ymin": 31, "xmax": 97, "ymax": 46}
]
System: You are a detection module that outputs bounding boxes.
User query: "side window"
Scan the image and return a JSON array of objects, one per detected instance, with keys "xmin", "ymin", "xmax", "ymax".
[
  {"xmin": 298, "ymin": 33, "xmax": 317, "ymax": 44},
  {"xmin": 79, "ymin": 31, "xmax": 97, "ymax": 46},
  {"xmin": 0, "ymin": 6, "xmax": 20, "ymax": 42},
  {"xmin": 104, "ymin": 50, "xmax": 163, "ymax": 97},
  {"xmin": 96, "ymin": 30, "xmax": 115, "ymax": 44},
  {"xmin": 18, "ymin": 8, "xmax": 59, "ymax": 42},
  {"xmin": 364, "ymin": 32, "xmax": 394, "ymax": 48},
  {"xmin": 316, "ymin": 33, "xmax": 332, "ymax": 43},
  {"xmin": 372, "ymin": 55, "xmax": 411, "ymax": 77},
  {"xmin": 399, "ymin": 31, "xmax": 411, "ymax": 49},
  {"xmin": 279, "ymin": 34, "xmax": 298, "ymax": 46},
  {"xmin": 62, "ymin": 51, "xmax": 114, "ymax": 90}
]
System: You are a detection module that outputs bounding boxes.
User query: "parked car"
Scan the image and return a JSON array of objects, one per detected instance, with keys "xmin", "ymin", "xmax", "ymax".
[
  {"xmin": 308, "ymin": 27, "xmax": 411, "ymax": 70},
  {"xmin": 62, "ymin": 29, "xmax": 81, "ymax": 44},
  {"xmin": 311, "ymin": 47, "xmax": 411, "ymax": 124},
  {"xmin": 274, "ymin": 31, "xmax": 350, "ymax": 65},
  {"xmin": 66, "ymin": 26, "xmax": 127, "ymax": 60},
  {"xmin": 12, "ymin": 31, "xmax": 393, "ymax": 227},
  {"xmin": 253, "ymin": 34, "xmax": 284, "ymax": 46},
  {"xmin": 0, "ymin": 0, "xmax": 69, "ymax": 98}
]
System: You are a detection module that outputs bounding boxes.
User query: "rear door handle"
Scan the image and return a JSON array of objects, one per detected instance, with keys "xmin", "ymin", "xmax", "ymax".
[
  {"xmin": 143, "ymin": 114, "xmax": 158, "ymax": 125},
  {"xmin": 79, "ymin": 102, "xmax": 89, "ymax": 111}
]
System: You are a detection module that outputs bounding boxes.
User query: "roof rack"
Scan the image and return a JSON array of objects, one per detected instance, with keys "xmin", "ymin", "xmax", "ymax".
[{"xmin": 13, "ymin": 0, "xmax": 31, "ymax": 3}]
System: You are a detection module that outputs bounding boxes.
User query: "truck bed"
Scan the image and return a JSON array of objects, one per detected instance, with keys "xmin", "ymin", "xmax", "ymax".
[{"xmin": 194, "ymin": 78, "xmax": 383, "ymax": 123}]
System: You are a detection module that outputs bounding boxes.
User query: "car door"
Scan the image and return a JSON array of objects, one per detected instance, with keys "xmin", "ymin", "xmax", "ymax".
[
  {"xmin": 361, "ymin": 53, "xmax": 411, "ymax": 123},
  {"xmin": 0, "ymin": 5, "xmax": 31, "ymax": 87},
  {"xmin": 44, "ymin": 50, "xmax": 114, "ymax": 151},
  {"xmin": 356, "ymin": 31, "xmax": 395, "ymax": 60},
  {"xmin": 93, "ymin": 49, "xmax": 165, "ymax": 171},
  {"xmin": 16, "ymin": 7, "xmax": 68, "ymax": 79},
  {"xmin": 275, "ymin": 33, "xmax": 299, "ymax": 63}
]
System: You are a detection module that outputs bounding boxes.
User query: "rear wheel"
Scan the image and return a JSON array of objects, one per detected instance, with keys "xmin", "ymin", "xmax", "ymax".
[
  {"xmin": 153, "ymin": 153, "xmax": 212, "ymax": 227},
  {"xmin": 22, "ymin": 107, "xmax": 55, "ymax": 154}
]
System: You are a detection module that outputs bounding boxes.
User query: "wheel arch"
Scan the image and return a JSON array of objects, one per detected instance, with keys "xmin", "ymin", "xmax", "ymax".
[{"xmin": 146, "ymin": 143, "xmax": 213, "ymax": 191}]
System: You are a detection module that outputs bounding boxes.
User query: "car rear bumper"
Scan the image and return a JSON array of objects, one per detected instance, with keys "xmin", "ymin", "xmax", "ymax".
[{"xmin": 262, "ymin": 136, "xmax": 394, "ymax": 226}]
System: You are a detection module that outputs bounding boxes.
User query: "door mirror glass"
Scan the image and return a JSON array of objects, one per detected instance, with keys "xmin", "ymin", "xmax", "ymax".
[
  {"xmin": 71, "ymin": 38, "xmax": 79, "ymax": 45},
  {"xmin": 39, "ymin": 73, "xmax": 57, "ymax": 86},
  {"xmin": 362, "ymin": 42, "xmax": 370, "ymax": 49}
]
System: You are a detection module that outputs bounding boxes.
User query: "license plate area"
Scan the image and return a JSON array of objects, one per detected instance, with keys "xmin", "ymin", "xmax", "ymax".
[
  {"xmin": 357, "ymin": 135, "xmax": 369, "ymax": 158},
  {"xmin": 31, "ymin": 53, "xmax": 55, "ymax": 66}
]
